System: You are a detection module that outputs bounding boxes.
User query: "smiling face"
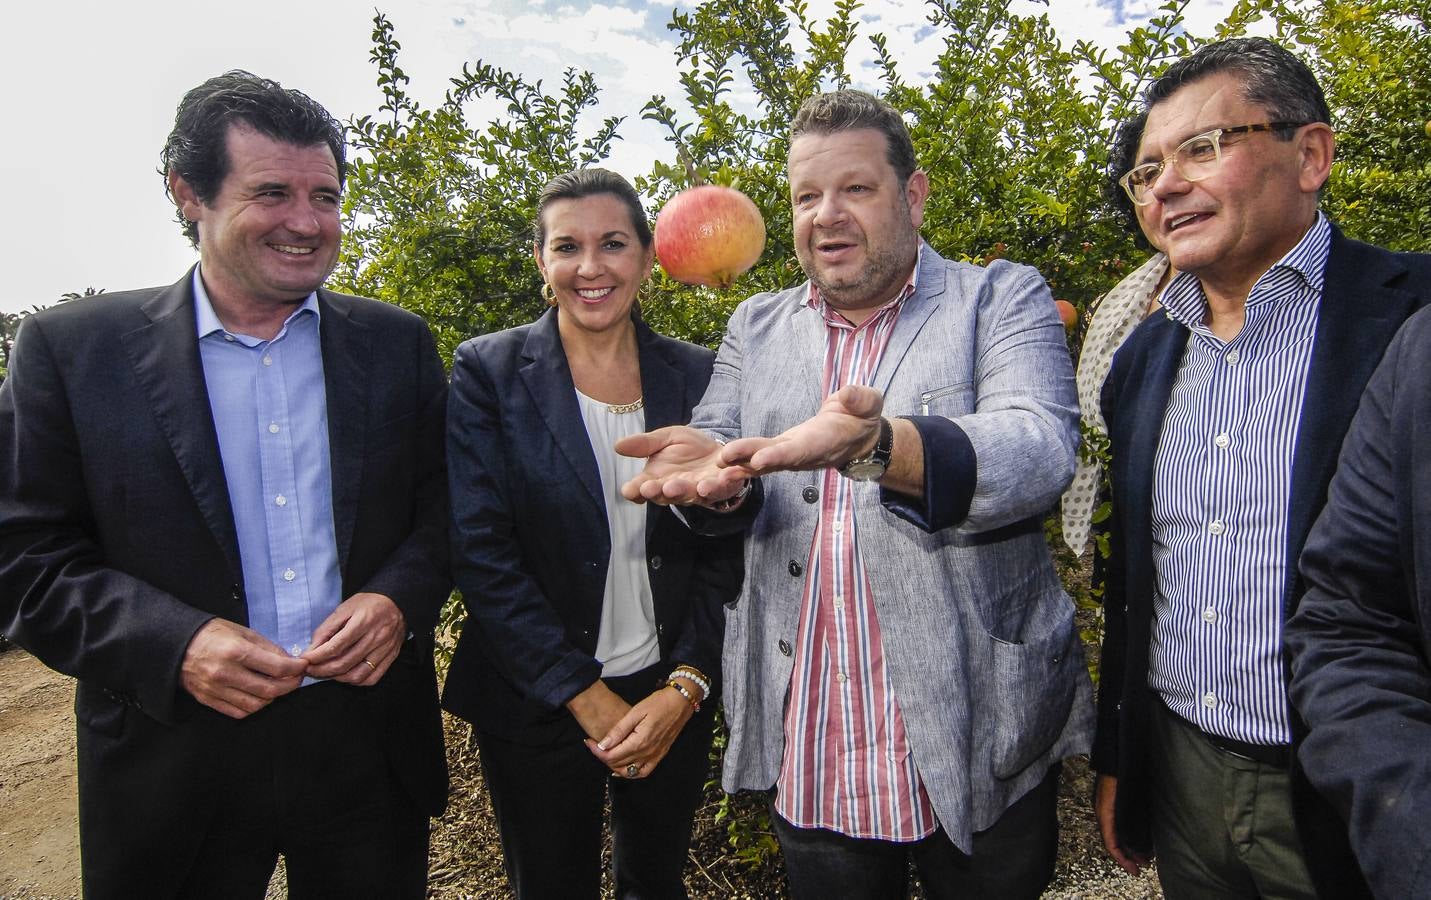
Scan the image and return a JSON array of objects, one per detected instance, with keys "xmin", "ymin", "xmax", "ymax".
[
  {"xmin": 787, "ymin": 128, "xmax": 929, "ymax": 318},
  {"xmin": 170, "ymin": 124, "xmax": 342, "ymax": 319},
  {"xmin": 1136, "ymin": 71, "xmax": 1332, "ymax": 303},
  {"xmin": 535, "ymin": 193, "xmax": 654, "ymax": 338}
]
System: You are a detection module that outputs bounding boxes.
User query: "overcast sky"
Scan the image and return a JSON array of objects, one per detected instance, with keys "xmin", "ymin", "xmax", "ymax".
[{"xmin": 2, "ymin": 0, "xmax": 1237, "ymax": 315}]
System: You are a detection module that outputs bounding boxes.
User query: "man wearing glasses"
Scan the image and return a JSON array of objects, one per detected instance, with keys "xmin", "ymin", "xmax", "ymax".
[{"xmin": 1092, "ymin": 37, "xmax": 1431, "ymax": 899}]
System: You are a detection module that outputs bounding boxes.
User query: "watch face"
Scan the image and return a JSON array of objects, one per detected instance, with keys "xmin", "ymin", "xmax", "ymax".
[{"xmin": 841, "ymin": 459, "xmax": 887, "ymax": 482}]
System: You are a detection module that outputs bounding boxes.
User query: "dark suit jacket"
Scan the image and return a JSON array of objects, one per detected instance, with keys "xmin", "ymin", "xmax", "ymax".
[
  {"xmin": 441, "ymin": 309, "xmax": 741, "ymax": 742},
  {"xmin": 1287, "ymin": 306, "xmax": 1431, "ymax": 900},
  {"xmin": 0, "ymin": 269, "xmax": 451, "ymax": 891},
  {"xmin": 1094, "ymin": 228, "xmax": 1431, "ymax": 896}
]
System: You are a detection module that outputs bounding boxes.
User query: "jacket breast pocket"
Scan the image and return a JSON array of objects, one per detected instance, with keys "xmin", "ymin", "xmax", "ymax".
[
  {"xmin": 917, "ymin": 382, "xmax": 973, "ymax": 417},
  {"xmin": 370, "ymin": 411, "xmax": 418, "ymax": 451}
]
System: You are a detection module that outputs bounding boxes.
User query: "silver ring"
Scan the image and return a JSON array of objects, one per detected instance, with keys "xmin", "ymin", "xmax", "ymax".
[{"xmin": 625, "ymin": 763, "xmax": 639, "ymax": 778}]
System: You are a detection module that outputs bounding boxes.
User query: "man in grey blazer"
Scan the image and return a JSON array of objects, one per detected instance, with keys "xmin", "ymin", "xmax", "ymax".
[
  {"xmin": 620, "ymin": 90, "xmax": 1092, "ymax": 898},
  {"xmin": 0, "ymin": 72, "xmax": 448, "ymax": 897}
]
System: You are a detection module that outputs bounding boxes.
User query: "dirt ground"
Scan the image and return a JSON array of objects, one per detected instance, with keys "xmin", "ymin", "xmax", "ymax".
[
  {"xmin": 0, "ymin": 646, "xmax": 80, "ymax": 900},
  {"xmin": 0, "ymin": 644, "xmax": 1161, "ymax": 899}
]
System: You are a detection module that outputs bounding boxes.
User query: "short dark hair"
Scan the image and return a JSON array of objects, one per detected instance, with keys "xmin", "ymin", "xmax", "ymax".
[
  {"xmin": 533, "ymin": 168, "xmax": 652, "ymax": 250},
  {"xmin": 1145, "ymin": 37, "xmax": 1330, "ymax": 131},
  {"xmin": 161, "ymin": 70, "xmax": 347, "ymax": 247},
  {"xmin": 790, "ymin": 90, "xmax": 918, "ymax": 184},
  {"xmin": 1106, "ymin": 110, "xmax": 1149, "ymax": 241}
]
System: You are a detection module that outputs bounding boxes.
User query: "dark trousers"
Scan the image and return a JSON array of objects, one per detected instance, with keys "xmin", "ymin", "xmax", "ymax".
[
  {"xmin": 173, "ymin": 681, "xmax": 429, "ymax": 900},
  {"xmin": 1150, "ymin": 700, "xmax": 1316, "ymax": 900},
  {"xmin": 772, "ymin": 762, "xmax": 1060, "ymax": 900},
  {"xmin": 476, "ymin": 664, "xmax": 715, "ymax": 900}
]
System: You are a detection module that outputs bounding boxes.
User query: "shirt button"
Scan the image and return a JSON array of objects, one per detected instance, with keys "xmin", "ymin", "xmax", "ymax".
[
  {"xmin": 802, "ymin": 486, "xmax": 819, "ymax": 504},
  {"xmin": 262, "ymin": 355, "xmax": 273, "ymax": 367},
  {"xmin": 268, "ymin": 423, "xmax": 280, "ymax": 434},
  {"xmin": 1225, "ymin": 349, "xmax": 1240, "ymax": 364},
  {"xmin": 832, "ymin": 521, "xmax": 844, "ymax": 534},
  {"xmin": 833, "ymin": 599, "xmax": 844, "ymax": 610},
  {"xmin": 275, "ymin": 494, "xmax": 287, "ymax": 507},
  {"xmin": 1203, "ymin": 691, "xmax": 1218, "ymax": 708},
  {"xmin": 1208, "ymin": 519, "xmax": 1225, "ymax": 535},
  {"xmin": 224, "ymin": 334, "xmax": 236, "ymax": 342},
  {"xmin": 289, "ymin": 644, "xmax": 303, "ymax": 657},
  {"xmin": 835, "ymin": 672, "xmax": 848, "ymax": 684},
  {"xmin": 1214, "ymin": 433, "xmax": 1230, "ymax": 448},
  {"xmin": 282, "ymin": 568, "xmax": 296, "ymax": 582},
  {"xmin": 1202, "ymin": 607, "xmax": 1218, "ymax": 624}
]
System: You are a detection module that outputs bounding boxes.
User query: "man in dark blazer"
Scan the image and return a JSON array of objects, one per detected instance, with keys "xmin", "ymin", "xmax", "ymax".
[
  {"xmin": 1093, "ymin": 38, "xmax": 1431, "ymax": 899},
  {"xmin": 0, "ymin": 71, "xmax": 449, "ymax": 898},
  {"xmin": 1286, "ymin": 305, "xmax": 1431, "ymax": 900}
]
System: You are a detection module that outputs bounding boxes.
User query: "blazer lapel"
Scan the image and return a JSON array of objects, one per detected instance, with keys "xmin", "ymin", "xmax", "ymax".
[
  {"xmin": 318, "ymin": 291, "xmax": 372, "ymax": 574},
  {"xmin": 875, "ymin": 244, "xmax": 946, "ymax": 393},
  {"xmin": 518, "ymin": 310, "xmax": 605, "ymax": 512},
  {"xmin": 1122, "ymin": 313, "xmax": 1188, "ymax": 566},
  {"xmin": 635, "ymin": 322, "xmax": 687, "ymax": 541},
  {"xmin": 120, "ymin": 269, "xmax": 241, "ymax": 578},
  {"xmin": 1285, "ymin": 230, "xmax": 1419, "ymax": 611}
]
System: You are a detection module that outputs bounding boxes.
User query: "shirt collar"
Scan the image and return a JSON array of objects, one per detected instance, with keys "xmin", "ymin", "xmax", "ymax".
[
  {"xmin": 192, "ymin": 266, "xmax": 321, "ymax": 342},
  {"xmin": 805, "ymin": 242, "xmax": 923, "ymax": 319},
  {"xmin": 1161, "ymin": 212, "xmax": 1331, "ymax": 329}
]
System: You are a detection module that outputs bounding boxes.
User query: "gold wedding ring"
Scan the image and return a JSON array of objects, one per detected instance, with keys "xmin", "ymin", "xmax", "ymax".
[{"xmin": 363, "ymin": 658, "xmax": 377, "ymax": 672}]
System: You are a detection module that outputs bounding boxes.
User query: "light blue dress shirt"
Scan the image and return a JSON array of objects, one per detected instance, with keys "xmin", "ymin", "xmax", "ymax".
[{"xmin": 194, "ymin": 270, "xmax": 342, "ymax": 665}]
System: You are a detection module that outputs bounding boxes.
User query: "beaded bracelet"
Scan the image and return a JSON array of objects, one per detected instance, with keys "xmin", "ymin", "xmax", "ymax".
[
  {"xmin": 667, "ymin": 679, "xmax": 700, "ymax": 711},
  {"xmin": 669, "ymin": 665, "xmax": 711, "ymax": 701}
]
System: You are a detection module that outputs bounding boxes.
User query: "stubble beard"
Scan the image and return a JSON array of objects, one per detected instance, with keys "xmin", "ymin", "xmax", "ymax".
[{"xmin": 804, "ymin": 228, "xmax": 919, "ymax": 312}]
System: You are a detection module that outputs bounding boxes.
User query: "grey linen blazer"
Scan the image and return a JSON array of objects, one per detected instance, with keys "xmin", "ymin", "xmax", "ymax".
[{"xmin": 698, "ymin": 244, "xmax": 1095, "ymax": 851}]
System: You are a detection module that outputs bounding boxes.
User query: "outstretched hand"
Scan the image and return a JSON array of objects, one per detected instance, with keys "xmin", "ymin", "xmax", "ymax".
[
  {"xmin": 720, "ymin": 384, "xmax": 884, "ymax": 474},
  {"xmin": 616, "ymin": 425, "xmax": 751, "ymax": 506}
]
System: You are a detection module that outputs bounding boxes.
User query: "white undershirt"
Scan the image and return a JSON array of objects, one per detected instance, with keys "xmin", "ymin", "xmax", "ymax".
[{"xmin": 574, "ymin": 389, "xmax": 659, "ymax": 677}]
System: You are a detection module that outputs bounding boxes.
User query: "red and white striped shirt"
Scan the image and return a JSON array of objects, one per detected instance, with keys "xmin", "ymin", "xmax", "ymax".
[{"xmin": 774, "ymin": 263, "xmax": 937, "ymax": 841}]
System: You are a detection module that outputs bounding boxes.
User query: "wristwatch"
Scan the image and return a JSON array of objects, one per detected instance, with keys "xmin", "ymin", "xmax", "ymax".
[{"xmin": 838, "ymin": 417, "xmax": 894, "ymax": 482}]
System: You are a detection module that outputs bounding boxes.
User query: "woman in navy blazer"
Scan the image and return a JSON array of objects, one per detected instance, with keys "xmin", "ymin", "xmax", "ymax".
[{"xmin": 443, "ymin": 169, "xmax": 742, "ymax": 899}]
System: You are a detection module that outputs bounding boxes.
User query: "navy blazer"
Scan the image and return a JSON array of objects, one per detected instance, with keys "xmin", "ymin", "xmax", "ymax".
[
  {"xmin": 442, "ymin": 309, "xmax": 742, "ymax": 741},
  {"xmin": 1095, "ymin": 227, "xmax": 1431, "ymax": 895},
  {"xmin": 0, "ymin": 270, "xmax": 451, "ymax": 889},
  {"xmin": 1287, "ymin": 306, "xmax": 1431, "ymax": 899}
]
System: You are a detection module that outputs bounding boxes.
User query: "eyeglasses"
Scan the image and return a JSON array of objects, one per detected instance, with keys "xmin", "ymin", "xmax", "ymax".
[{"xmin": 1119, "ymin": 122, "xmax": 1308, "ymax": 206}]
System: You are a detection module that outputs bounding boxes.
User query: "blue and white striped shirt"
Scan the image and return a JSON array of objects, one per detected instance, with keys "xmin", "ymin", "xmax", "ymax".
[{"xmin": 1148, "ymin": 213, "xmax": 1332, "ymax": 746}]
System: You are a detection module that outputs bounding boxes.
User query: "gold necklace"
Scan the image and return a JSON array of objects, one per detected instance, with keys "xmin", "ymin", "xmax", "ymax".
[{"xmin": 606, "ymin": 397, "xmax": 644, "ymax": 414}]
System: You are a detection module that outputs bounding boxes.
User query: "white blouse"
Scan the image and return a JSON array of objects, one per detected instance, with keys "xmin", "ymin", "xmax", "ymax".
[{"xmin": 574, "ymin": 389, "xmax": 660, "ymax": 677}]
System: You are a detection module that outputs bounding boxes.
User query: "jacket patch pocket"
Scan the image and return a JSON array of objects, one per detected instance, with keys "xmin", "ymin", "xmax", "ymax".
[{"xmin": 986, "ymin": 593, "xmax": 1078, "ymax": 779}]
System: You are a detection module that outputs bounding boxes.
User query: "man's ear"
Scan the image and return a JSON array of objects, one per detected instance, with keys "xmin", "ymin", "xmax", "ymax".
[
  {"xmin": 168, "ymin": 171, "xmax": 206, "ymax": 225},
  {"xmin": 905, "ymin": 170, "xmax": 930, "ymax": 230},
  {"xmin": 1297, "ymin": 124, "xmax": 1335, "ymax": 194}
]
